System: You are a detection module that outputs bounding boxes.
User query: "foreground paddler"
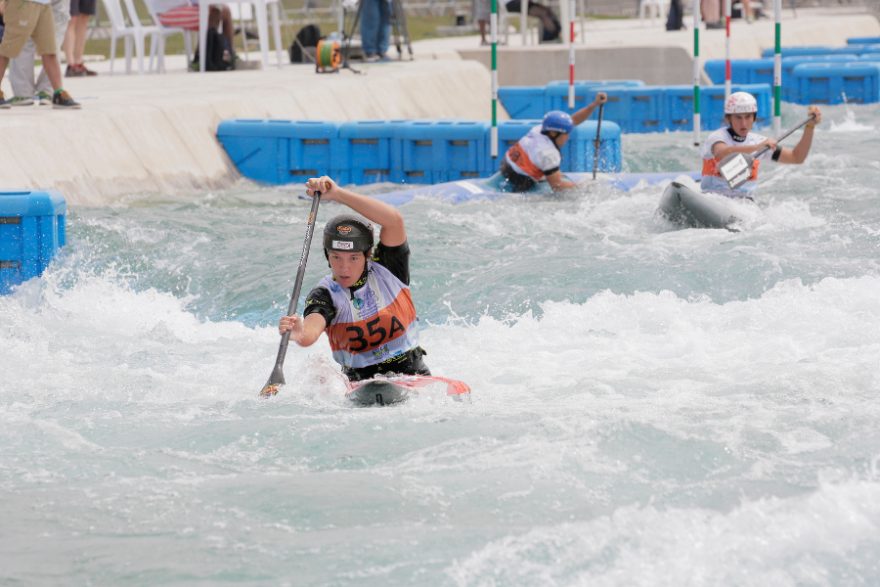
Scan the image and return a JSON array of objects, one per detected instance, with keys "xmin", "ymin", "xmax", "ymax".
[
  {"xmin": 702, "ymin": 92, "xmax": 822, "ymax": 197},
  {"xmin": 278, "ymin": 177, "xmax": 431, "ymax": 383},
  {"xmin": 499, "ymin": 92, "xmax": 608, "ymax": 193}
]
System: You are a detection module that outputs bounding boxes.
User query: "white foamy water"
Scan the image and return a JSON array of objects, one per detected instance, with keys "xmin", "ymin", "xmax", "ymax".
[{"xmin": 2, "ymin": 105, "xmax": 879, "ymax": 586}]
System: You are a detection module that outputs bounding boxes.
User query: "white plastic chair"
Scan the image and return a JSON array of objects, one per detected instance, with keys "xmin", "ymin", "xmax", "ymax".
[
  {"xmin": 143, "ymin": 0, "xmax": 193, "ymax": 72},
  {"xmin": 498, "ymin": 1, "xmax": 540, "ymax": 45},
  {"xmin": 639, "ymin": 0, "xmax": 669, "ymax": 24},
  {"xmin": 229, "ymin": 3, "xmax": 254, "ymax": 60},
  {"xmin": 100, "ymin": 0, "xmax": 160, "ymax": 74}
]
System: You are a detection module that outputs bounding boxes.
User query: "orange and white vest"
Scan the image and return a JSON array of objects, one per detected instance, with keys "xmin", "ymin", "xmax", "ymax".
[
  {"xmin": 701, "ymin": 127, "xmax": 769, "ymax": 196},
  {"xmin": 319, "ymin": 262, "xmax": 420, "ymax": 369},
  {"xmin": 504, "ymin": 126, "xmax": 562, "ymax": 181}
]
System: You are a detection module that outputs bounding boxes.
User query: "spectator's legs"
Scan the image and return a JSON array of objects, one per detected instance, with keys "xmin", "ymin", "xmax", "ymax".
[
  {"xmin": 37, "ymin": 0, "xmax": 70, "ymax": 93},
  {"xmin": 378, "ymin": 0, "xmax": 390, "ymax": 57},
  {"xmin": 41, "ymin": 53, "xmax": 64, "ymax": 90},
  {"xmin": 9, "ymin": 40, "xmax": 38, "ymax": 99},
  {"xmin": 360, "ymin": 0, "xmax": 379, "ymax": 57}
]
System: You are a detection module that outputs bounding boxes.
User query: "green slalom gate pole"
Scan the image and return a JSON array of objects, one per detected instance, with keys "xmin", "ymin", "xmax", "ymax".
[
  {"xmin": 773, "ymin": 0, "xmax": 782, "ymax": 134},
  {"xmin": 490, "ymin": 0, "xmax": 498, "ymax": 159},
  {"xmin": 692, "ymin": 0, "xmax": 701, "ymax": 146},
  {"xmin": 568, "ymin": 0, "xmax": 575, "ymax": 109}
]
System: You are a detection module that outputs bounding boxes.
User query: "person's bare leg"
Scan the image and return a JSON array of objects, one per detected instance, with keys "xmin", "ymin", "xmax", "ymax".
[
  {"xmin": 73, "ymin": 14, "xmax": 88, "ymax": 65},
  {"xmin": 221, "ymin": 6, "xmax": 234, "ymax": 51},
  {"xmin": 42, "ymin": 54, "xmax": 63, "ymax": 90},
  {"xmin": 63, "ymin": 19, "xmax": 76, "ymax": 65}
]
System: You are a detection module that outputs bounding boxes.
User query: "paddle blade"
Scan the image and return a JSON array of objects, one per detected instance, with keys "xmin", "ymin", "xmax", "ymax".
[
  {"xmin": 718, "ymin": 153, "xmax": 754, "ymax": 189},
  {"xmin": 259, "ymin": 365, "xmax": 286, "ymax": 398}
]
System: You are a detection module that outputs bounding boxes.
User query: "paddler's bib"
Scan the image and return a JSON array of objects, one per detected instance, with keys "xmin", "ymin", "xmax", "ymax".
[
  {"xmin": 701, "ymin": 127, "xmax": 769, "ymax": 197},
  {"xmin": 319, "ymin": 262, "xmax": 420, "ymax": 369}
]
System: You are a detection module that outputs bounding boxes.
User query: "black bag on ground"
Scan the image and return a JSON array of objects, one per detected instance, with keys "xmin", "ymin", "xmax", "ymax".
[
  {"xmin": 666, "ymin": 0, "xmax": 684, "ymax": 31},
  {"xmin": 290, "ymin": 24, "xmax": 322, "ymax": 63},
  {"xmin": 192, "ymin": 28, "xmax": 234, "ymax": 71}
]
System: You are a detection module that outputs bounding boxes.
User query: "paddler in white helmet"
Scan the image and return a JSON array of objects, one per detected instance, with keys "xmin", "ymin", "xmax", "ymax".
[{"xmin": 701, "ymin": 91, "xmax": 822, "ymax": 197}]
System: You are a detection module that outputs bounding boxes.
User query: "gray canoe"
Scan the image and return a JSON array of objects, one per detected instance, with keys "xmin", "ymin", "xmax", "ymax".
[{"xmin": 657, "ymin": 181, "xmax": 749, "ymax": 230}]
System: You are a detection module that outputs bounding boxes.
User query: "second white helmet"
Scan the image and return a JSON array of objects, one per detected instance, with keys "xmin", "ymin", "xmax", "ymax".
[{"xmin": 724, "ymin": 91, "xmax": 758, "ymax": 115}]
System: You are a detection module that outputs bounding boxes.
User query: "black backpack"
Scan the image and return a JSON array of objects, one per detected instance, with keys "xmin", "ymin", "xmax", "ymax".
[
  {"xmin": 666, "ymin": 0, "xmax": 684, "ymax": 31},
  {"xmin": 290, "ymin": 24, "xmax": 322, "ymax": 63},
  {"xmin": 192, "ymin": 28, "xmax": 234, "ymax": 71}
]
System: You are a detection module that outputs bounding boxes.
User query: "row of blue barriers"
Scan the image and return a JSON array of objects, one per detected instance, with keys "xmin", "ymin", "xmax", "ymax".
[
  {"xmin": 498, "ymin": 82, "xmax": 773, "ymax": 133},
  {"xmin": 217, "ymin": 119, "xmax": 622, "ymax": 186},
  {"xmin": 0, "ymin": 190, "xmax": 66, "ymax": 295},
  {"xmin": 705, "ymin": 56, "xmax": 880, "ymax": 105}
]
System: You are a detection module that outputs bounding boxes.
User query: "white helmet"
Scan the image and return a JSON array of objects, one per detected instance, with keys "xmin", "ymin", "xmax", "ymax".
[{"xmin": 724, "ymin": 91, "xmax": 758, "ymax": 115}]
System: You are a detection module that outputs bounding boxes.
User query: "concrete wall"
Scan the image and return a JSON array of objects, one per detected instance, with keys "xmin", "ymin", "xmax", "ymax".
[
  {"xmin": 0, "ymin": 60, "xmax": 493, "ymax": 206},
  {"xmin": 460, "ymin": 46, "xmax": 701, "ymax": 85}
]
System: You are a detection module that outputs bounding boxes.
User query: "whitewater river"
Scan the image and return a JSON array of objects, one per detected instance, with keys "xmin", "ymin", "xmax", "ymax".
[{"xmin": 2, "ymin": 105, "xmax": 879, "ymax": 586}]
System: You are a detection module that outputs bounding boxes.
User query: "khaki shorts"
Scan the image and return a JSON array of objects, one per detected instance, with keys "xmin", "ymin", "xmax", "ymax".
[{"xmin": 0, "ymin": 0, "xmax": 58, "ymax": 58}]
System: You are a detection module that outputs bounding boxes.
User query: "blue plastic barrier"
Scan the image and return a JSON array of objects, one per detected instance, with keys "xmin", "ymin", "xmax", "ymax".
[
  {"xmin": 433, "ymin": 120, "xmax": 490, "ymax": 181},
  {"xmin": 218, "ymin": 118, "xmax": 624, "ymax": 186},
  {"xmin": 0, "ymin": 190, "xmax": 66, "ymax": 295},
  {"xmin": 664, "ymin": 84, "xmax": 771, "ymax": 131},
  {"xmin": 543, "ymin": 82, "xmax": 659, "ymax": 133},
  {"xmin": 333, "ymin": 120, "xmax": 399, "ymax": 185},
  {"xmin": 848, "ymin": 36, "xmax": 880, "ymax": 45},
  {"xmin": 761, "ymin": 46, "xmax": 859, "ymax": 59},
  {"xmin": 781, "ymin": 55, "xmax": 858, "ymax": 101},
  {"xmin": 501, "ymin": 80, "xmax": 646, "ymax": 120},
  {"xmin": 217, "ymin": 119, "xmax": 339, "ymax": 185},
  {"xmin": 791, "ymin": 62, "xmax": 880, "ymax": 104},
  {"xmin": 390, "ymin": 120, "xmax": 433, "ymax": 183},
  {"xmin": 562, "ymin": 120, "xmax": 622, "ymax": 172},
  {"xmin": 498, "ymin": 87, "xmax": 545, "ymax": 119},
  {"xmin": 704, "ymin": 58, "xmax": 774, "ymax": 85}
]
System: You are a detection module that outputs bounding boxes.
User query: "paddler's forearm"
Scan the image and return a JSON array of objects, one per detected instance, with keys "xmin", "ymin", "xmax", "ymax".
[{"xmin": 330, "ymin": 186, "xmax": 406, "ymax": 246}]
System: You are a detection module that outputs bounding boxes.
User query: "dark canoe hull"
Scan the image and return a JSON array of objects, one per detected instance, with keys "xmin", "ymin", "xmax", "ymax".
[{"xmin": 657, "ymin": 181, "xmax": 752, "ymax": 230}]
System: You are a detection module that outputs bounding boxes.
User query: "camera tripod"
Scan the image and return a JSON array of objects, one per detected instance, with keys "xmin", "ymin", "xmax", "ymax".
[{"xmin": 341, "ymin": 0, "xmax": 414, "ymax": 70}]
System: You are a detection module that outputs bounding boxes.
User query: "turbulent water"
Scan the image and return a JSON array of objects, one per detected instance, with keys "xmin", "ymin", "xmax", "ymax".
[{"xmin": 2, "ymin": 104, "xmax": 879, "ymax": 586}]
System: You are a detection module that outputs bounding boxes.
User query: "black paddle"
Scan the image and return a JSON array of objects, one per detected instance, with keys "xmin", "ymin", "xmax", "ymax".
[
  {"xmin": 718, "ymin": 113, "xmax": 817, "ymax": 189},
  {"xmin": 592, "ymin": 103, "xmax": 605, "ymax": 181},
  {"xmin": 259, "ymin": 192, "xmax": 322, "ymax": 398}
]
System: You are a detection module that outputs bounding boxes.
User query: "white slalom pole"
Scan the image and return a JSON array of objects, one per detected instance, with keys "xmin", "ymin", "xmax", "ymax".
[
  {"xmin": 773, "ymin": 0, "xmax": 782, "ymax": 133},
  {"xmin": 491, "ymin": 0, "xmax": 499, "ymax": 158},
  {"xmin": 568, "ymin": 0, "xmax": 575, "ymax": 109},
  {"xmin": 724, "ymin": 0, "xmax": 731, "ymax": 100},
  {"xmin": 692, "ymin": 0, "xmax": 701, "ymax": 146},
  {"xmin": 520, "ymin": 0, "xmax": 528, "ymax": 45}
]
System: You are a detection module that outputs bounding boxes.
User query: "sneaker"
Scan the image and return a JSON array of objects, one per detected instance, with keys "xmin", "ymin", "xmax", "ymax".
[
  {"xmin": 363, "ymin": 54, "xmax": 380, "ymax": 63},
  {"xmin": 79, "ymin": 63, "xmax": 98, "ymax": 76},
  {"xmin": 66, "ymin": 64, "xmax": 85, "ymax": 77},
  {"xmin": 9, "ymin": 96, "xmax": 35, "ymax": 106},
  {"xmin": 0, "ymin": 91, "xmax": 10, "ymax": 109},
  {"xmin": 52, "ymin": 90, "xmax": 81, "ymax": 109},
  {"xmin": 36, "ymin": 90, "xmax": 52, "ymax": 106}
]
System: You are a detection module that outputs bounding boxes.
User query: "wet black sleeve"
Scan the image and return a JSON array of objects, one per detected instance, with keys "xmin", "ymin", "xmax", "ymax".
[
  {"xmin": 302, "ymin": 286, "xmax": 335, "ymax": 325},
  {"xmin": 373, "ymin": 241, "xmax": 411, "ymax": 285}
]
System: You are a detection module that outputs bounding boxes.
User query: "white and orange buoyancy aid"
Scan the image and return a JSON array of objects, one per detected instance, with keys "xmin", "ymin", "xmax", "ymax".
[
  {"xmin": 701, "ymin": 127, "xmax": 770, "ymax": 196},
  {"xmin": 318, "ymin": 262, "xmax": 420, "ymax": 369},
  {"xmin": 504, "ymin": 126, "xmax": 562, "ymax": 181}
]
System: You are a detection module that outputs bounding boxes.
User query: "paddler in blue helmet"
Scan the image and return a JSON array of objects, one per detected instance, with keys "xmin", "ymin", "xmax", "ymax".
[
  {"xmin": 278, "ymin": 176, "xmax": 430, "ymax": 382},
  {"xmin": 701, "ymin": 91, "xmax": 822, "ymax": 197},
  {"xmin": 499, "ymin": 92, "xmax": 608, "ymax": 192}
]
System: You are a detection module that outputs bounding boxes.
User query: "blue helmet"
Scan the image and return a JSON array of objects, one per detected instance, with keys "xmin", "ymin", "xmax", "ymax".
[{"xmin": 542, "ymin": 110, "xmax": 574, "ymax": 134}]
